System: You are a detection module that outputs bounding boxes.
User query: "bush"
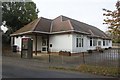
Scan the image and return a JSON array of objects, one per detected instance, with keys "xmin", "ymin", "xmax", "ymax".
[
  {"xmin": 59, "ymin": 50, "xmax": 71, "ymax": 56},
  {"xmin": 87, "ymin": 50, "xmax": 92, "ymax": 53}
]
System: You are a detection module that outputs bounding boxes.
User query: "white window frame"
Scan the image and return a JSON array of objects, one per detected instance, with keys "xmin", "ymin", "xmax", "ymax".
[
  {"xmin": 93, "ymin": 38, "xmax": 97, "ymax": 46},
  {"xmin": 90, "ymin": 38, "xmax": 97, "ymax": 47},
  {"xmin": 103, "ymin": 39, "xmax": 105, "ymax": 46},
  {"xmin": 76, "ymin": 35, "xmax": 84, "ymax": 47},
  {"xmin": 106, "ymin": 40, "xmax": 108, "ymax": 46},
  {"xmin": 90, "ymin": 38, "xmax": 92, "ymax": 46}
]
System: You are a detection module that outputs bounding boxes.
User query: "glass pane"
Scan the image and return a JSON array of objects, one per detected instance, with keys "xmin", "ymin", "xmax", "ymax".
[
  {"xmin": 82, "ymin": 38, "xmax": 83, "ymax": 47},
  {"xmin": 90, "ymin": 39, "xmax": 92, "ymax": 46},
  {"xmin": 42, "ymin": 39, "xmax": 46, "ymax": 46},
  {"xmin": 76, "ymin": 38, "xmax": 78, "ymax": 47}
]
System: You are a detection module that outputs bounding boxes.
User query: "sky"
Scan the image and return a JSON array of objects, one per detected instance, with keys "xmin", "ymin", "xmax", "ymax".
[{"xmin": 33, "ymin": 0, "xmax": 116, "ymax": 32}]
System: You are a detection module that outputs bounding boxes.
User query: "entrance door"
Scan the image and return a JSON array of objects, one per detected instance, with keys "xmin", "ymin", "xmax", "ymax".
[{"xmin": 41, "ymin": 38, "xmax": 47, "ymax": 52}]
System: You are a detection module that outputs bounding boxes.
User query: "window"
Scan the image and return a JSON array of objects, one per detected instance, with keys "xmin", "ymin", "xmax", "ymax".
[
  {"xmin": 98, "ymin": 41, "xmax": 101, "ymax": 46},
  {"xmin": 82, "ymin": 38, "xmax": 84, "ymax": 47},
  {"xmin": 42, "ymin": 39, "xmax": 47, "ymax": 46},
  {"xmin": 42, "ymin": 47, "xmax": 46, "ymax": 51},
  {"xmin": 76, "ymin": 35, "xmax": 84, "ymax": 47},
  {"xmin": 76, "ymin": 38, "xmax": 79, "ymax": 47},
  {"xmin": 79, "ymin": 38, "xmax": 81, "ymax": 47},
  {"xmin": 103, "ymin": 40, "xmax": 105, "ymax": 46},
  {"xmin": 106, "ymin": 40, "xmax": 108, "ymax": 46},
  {"xmin": 90, "ymin": 38, "xmax": 92, "ymax": 46},
  {"xmin": 90, "ymin": 38, "xmax": 97, "ymax": 46},
  {"xmin": 93, "ymin": 39, "xmax": 97, "ymax": 46}
]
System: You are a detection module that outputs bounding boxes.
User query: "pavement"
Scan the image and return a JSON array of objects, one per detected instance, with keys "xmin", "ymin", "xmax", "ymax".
[{"xmin": 2, "ymin": 56, "xmax": 115, "ymax": 78}]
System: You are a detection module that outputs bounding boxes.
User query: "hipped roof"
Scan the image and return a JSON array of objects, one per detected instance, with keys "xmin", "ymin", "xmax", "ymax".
[{"xmin": 11, "ymin": 15, "xmax": 111, "ymax": 39}]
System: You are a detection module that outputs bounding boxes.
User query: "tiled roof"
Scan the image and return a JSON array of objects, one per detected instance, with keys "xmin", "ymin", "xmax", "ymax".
[
  {"xmin": 11, "ymin": 17, "xmax": 52, "ymax": 35},
  {"xmin": 11, "ymin": 15, "xmax": 111, "ymax": 39}
]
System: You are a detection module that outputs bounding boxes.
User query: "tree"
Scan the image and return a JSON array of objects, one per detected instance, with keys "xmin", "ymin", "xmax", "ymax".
[
  {"xmin": 2, "ymin": 1, "xmax": 39, "ymax": 33},
  {"xmin": 103, "ymin": 1, "xmax": 120, "ymax": 43},
  {"xmin": 2, "ymin": 1, "xmax": 39, "ymax": 44}
]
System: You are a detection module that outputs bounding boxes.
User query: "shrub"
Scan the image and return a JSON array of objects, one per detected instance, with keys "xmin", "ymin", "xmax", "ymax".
[
  {"xmin": 87, "ymin": 50, "xmax": 92, "ymax": 53},
  {"xmin": 59, "ymin": 50, "xmax": 71, "ymax": 56}
]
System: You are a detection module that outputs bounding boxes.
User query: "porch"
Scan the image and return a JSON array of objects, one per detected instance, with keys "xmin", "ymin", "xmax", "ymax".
[
  {"xmin": 10, "ymin": 17, "xmax": 52, "ymax": 55},
  {"xmin": 11, "ymin": 33, "xmax": 50, "ymax": 56}
]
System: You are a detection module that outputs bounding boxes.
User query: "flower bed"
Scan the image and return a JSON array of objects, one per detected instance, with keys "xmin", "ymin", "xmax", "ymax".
[{"xmin": 59, "ymin": 51, "xmax": 71, "ymax": 56}]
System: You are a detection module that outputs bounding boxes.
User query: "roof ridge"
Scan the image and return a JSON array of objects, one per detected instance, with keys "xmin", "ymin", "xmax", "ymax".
[
  {"xmin": 50, "ymin": 21, "xmax": 53, "ymax": 33},
  {"xmin": 89, "ymin": 29, "xmax": 94, "ymax": 36},
  {"xmin": 31, "ymin": 17, "xmax": 41, "ymax": 31},
  {"xmin": 60, "ymin": 15, "xmax": 63, "ymax": 22},
  {"xmin": 53, "ymin": 15, "xmax": 62, "ymax": 20},
  {"xmin": 68, "ymin": 20, "xmax": 74, "ymax": 30},
  {"xmin": 102, "ymin": 32, "xmax": 108, "ymax": 38}
]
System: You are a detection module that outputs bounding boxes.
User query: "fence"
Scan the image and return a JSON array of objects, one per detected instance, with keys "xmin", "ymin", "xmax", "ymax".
[
  {"xmin": 33, "ymin": 48, "xmax": 119, "ymax": 68},
  {"xmin": 84, "ymin": 48, "xmax": 119, "ymax": 67},
  {"xmin": 112, "ymin": 43, "xmax": 120, "ymax": 46}
]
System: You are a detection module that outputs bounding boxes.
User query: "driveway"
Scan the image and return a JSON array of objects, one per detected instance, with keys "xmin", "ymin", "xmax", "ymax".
[{"xmin": 2, "ymin": 56, "xmax": 113, "ymax": 78}]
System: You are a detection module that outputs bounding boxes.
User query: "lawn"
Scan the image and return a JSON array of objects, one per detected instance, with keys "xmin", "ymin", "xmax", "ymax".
[
  {"xmin": 76, "ymin": 64, "xmax": 119, "ymax": 77},
  {"xmin": 49, "ymin": 64, "xmax": 119, "ymax": 77}
]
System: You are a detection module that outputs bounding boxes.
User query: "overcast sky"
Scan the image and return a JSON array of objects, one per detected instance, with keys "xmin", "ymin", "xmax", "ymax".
[{"xmin": 33, "ymin": 0, "xmax": 116, "ymax": 32}]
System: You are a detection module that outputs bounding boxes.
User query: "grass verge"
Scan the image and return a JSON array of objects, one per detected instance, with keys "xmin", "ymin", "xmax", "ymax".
[
  {"xmin": 49, "ymin": 64, "xmax": 119, "ymax": 77},
  {"xmin": 76, "ymin": 64, "xmax": 119, "ymax": 77}
]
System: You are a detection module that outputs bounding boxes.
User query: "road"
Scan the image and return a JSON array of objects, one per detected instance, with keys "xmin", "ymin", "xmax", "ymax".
[{"xmin": 2, "ymin": 56, "xmax": 113, "ymax": 78}]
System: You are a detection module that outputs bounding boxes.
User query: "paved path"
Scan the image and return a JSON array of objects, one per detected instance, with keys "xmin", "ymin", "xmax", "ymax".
[{"xmin": 2, "ymin": 56, "xmax": 113, "ymax": 78}]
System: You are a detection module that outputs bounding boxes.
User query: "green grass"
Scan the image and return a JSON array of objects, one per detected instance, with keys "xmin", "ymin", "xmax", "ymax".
[
  {"xmin": 76, "ymin": 64, "xmax": 119, "ymax": 77},
  {"xmin": 49, "ymin": 64, "xmax": 119, "ymax": 77},
  {"xmin": 49, "ymin": 66, "xmax": 76, "ymax": 72}
]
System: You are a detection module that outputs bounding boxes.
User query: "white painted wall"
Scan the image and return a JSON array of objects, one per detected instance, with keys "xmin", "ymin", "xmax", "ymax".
[
  {"xmin": 87, "ymin": 37, "xmax": 95, "ymax": 50},
  {"xmin": 30, "ymin": 35, "xmax": 42, "ymax": 51},
  {"xmin": 109, "ymin": 40, "xmax": 112, "ymax": 47},
  {"xmin": 46, "ymin": 33, "xmax": 113, "ymax": 53},
  {"xmin": 49, "ymin": 34, "xmax": 72, "ymax": 52},
  {"xmin": 13, "ymin": 33, "xmax": 112, "ymax": 53},
  {"xmin": 101, "ymin": 39, "xmax": 112, "ymax": 48},
  {"xmin": 83, "ymin": 36, "xmax": 89, "ymax": 52},
  {"xmin": 87, "ymin": 38, "xmax": 103, "ymax": 50},
  {"xmin": 88, "ymin": 38, "xmax": 112, "ymax": 50},
  {"xmin": 97, "ymin": 38, "xmax": 103, "ymax": 47},
  {"xmin": 72, "ymin": 33, "xmax": 88, "ymax": 53},
  {"xmin": 14, "ymin": 37, "xmax": 22, "ymax": 51}
]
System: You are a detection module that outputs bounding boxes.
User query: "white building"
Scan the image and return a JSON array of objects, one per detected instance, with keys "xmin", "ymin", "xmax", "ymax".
[{"xmin": 11, "ymin": 15, "xmax": 112, "ymax": 54}]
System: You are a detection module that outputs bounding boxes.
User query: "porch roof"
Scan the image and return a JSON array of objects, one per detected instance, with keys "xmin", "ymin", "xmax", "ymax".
[{"xmin": 10, "ymin": 17, "xmax": 52, "ymax": 36}]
